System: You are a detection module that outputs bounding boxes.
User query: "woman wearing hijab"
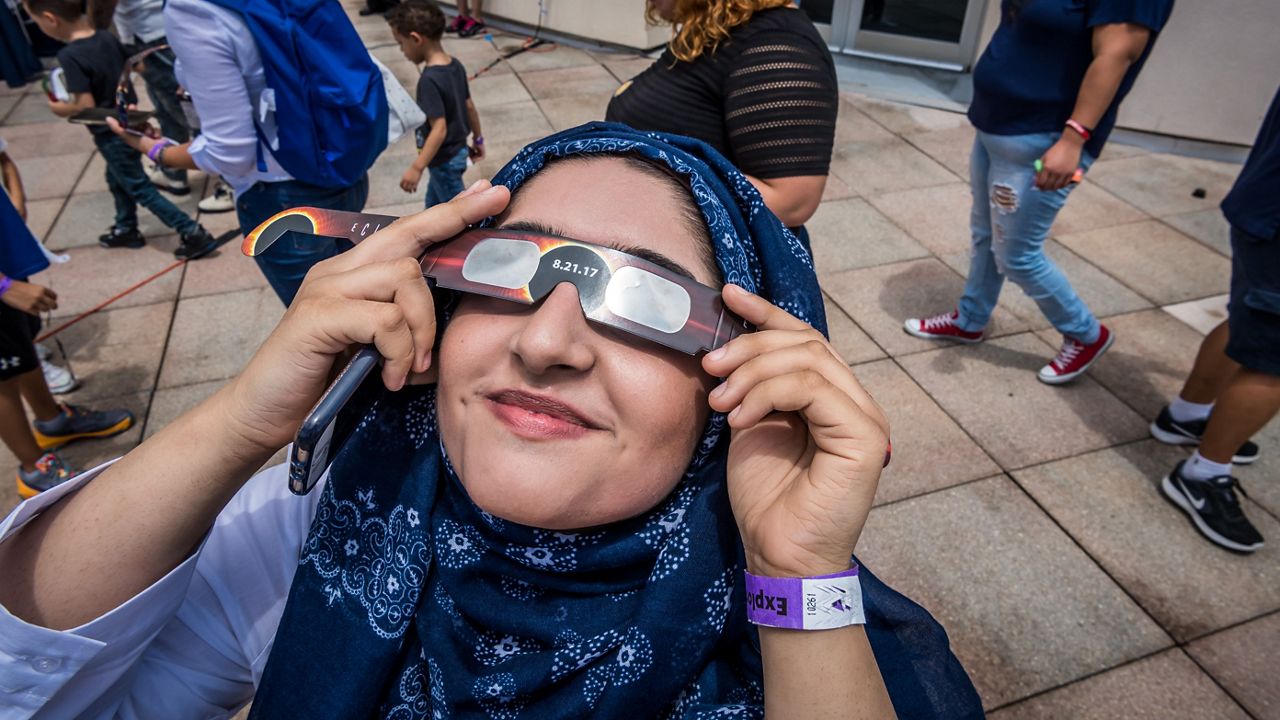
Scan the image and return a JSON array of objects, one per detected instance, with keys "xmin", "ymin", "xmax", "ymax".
[
  {"xmin": 606, "ymin": 0, "xmax": 836, "ymax": 241},
  {"xmin": 0, "ymin": 123, "xmax": 981, "ymax": 719},
  {"xmin": 904, "ymin": 0, "xmax": 1175, "ymax": 385}
]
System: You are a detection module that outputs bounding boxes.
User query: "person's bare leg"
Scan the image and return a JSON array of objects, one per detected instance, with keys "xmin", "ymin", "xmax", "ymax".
[
  {"xmin": 472, "ymin": 0, "xmax": 482, "ymax": 21},
  {"xmin": 18, "ymin": 367, "xmax": 62, "ymax": 422},
  {"xmin": 457, "ymin": 0, "xmax": 471, "ymax": 16},
  {"xmin": 1179, "ymin": 321, "xmax": 1240, "ymax": 404},
  {"xmin": 1199, "ymin": 368, "xmax": 1280, "ymax": 465},
  {"xmin": 0, "ymin": 375, "xmax": 44, "ymax": 471}
]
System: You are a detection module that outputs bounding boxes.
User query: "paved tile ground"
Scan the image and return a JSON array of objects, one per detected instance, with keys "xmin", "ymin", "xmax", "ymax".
[{"xmin": 1, "ymin": 5, "xmax": 1275, "ymax": 716}]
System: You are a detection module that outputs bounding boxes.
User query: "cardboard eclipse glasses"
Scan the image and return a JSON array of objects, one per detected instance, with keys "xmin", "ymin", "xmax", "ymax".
[{"xmin": 245, "ymin": 208, "xmax": 750, "ymax": 355}]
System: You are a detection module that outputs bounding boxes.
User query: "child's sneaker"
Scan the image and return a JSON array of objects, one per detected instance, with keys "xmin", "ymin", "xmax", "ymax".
[
  {"xmin": 145, "ymin": 164, "xmax": 191, "ymax": 196},
  {"xmin": 1149, "ymin": 406, "xmax": 1260, "ymax": 464},
  {"xmin": 176, "ymin": 226, "xmax": 219, "ymax": 261},
  {"xmin": 445, "ymin": 14, "xmax": 466, "ymax": 33},
  {"xmin": 99, "ymin": 226, "xmax": 146, "ymax": 249},
  {"xmin": 197, "ymin": 180, "xmax": 235, "ymax": 213},
  {"xmin": 903, "ymin": 310, "xmax": 984, "ymax": 343},
  {"xmin": 16, "ymin": 451, "xmax": 75, "ymax": 499},
  {"xmin": 458, "ymin": 16, "xmax": 486, "ymax": 37},
  {"xmin": 32, "ymin": 402, "xmax": 134, "ymax": 450},
  {"xmin": 1161, "ymin": 461, "xmax": 1263, "ymax": 553},
  {"xmin": 42, "ymin": 359, "xmax": 80, "ymax": 394},
  {"xmin": 1037, "ymin": 325, "xmax": 1113, "ymax": 385}
]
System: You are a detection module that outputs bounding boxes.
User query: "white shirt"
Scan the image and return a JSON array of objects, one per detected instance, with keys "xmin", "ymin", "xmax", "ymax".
[
  {"xmin": 0, "ymin": 460, "xmax": 325, "ymax": 719},
  {"xmin": 112, "ymin": 0, "xmax": 166, "ymax": 46},
  {"xmin": 163, "ymin": 0, "xmax": 292, "ymax": 196}
]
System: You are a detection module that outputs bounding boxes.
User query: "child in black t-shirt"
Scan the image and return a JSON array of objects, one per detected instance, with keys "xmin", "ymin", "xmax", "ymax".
[
  {"xmin": 386, "ymin": 0, "xmax": 485, "ymax": 209},
  {"xmin": 22, "ymin": 0, "xmax": 217, "ymax": 261}
]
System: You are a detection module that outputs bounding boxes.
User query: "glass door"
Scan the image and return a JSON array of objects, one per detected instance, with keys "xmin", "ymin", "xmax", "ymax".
[{"xmin": 805, "ymin": 0, "xmax": 989, "ymax": 70}]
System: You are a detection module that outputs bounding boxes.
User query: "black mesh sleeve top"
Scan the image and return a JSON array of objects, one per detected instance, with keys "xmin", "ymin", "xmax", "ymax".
[{"xmin": 606, "ymin": 7, "xmax": 838, "ymax": 180}]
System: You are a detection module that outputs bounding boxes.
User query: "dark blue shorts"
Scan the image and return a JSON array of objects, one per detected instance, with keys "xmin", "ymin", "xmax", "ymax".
[{"xmin": 1226, "ymin": 226, "xmax": 1280, "ymax": 376}]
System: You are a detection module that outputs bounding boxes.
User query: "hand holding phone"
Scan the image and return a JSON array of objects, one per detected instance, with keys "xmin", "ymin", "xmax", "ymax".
[{"xmin": 217, "ymin": 183, "xmax": 511, "ymax": 487}]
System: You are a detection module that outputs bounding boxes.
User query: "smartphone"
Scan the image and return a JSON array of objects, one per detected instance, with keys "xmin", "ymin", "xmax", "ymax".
[
  {"xmin": 69, "ymin": 108, "xmax": 154, "ymax": 133},
  {"xmin": 289, "ymin": 346, "xmax": 383, "ymax": 495}
]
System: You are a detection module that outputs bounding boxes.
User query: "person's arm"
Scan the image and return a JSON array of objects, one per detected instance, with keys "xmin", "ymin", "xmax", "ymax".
[
  {"xmin": 1036, "ymin": 22, "xmax": 1151, "ymax": 190},
  {"xmin": 104, "ymin": 118, "xmax": 202, "ymax": 172},
  {"xmin": 465, "ymin": 97, "xmax": 484, "ymax": 159},
  {"xmin": 744, "ymin": 174, "xmax": 827, "ymax": 228},
  {"xmin": 0, "ymin": 150, "xmax": 26, "ymax": 220},
  {"xmin": 47, "ymin": 91, "xmax": 95, "ymax": 119},
  {"xmin": 401, "ymin": 116, "xmax": 447, "ymax": 193},
  {"xmin": 0, "ymin": 182, "xmax": 509, "ymax": 631},
  {"xmin": 705, "ymin": 286, "xmax": 895, "ymax": 718}
]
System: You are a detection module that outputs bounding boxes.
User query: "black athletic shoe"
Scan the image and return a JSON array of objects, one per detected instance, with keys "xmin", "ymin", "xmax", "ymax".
[
  {"xmin": 175, "ymin": 227, "xmax": 218, "ymax": 260},
  {"xmin": 1150, "ymin": 406, "xmax": 1259, "ymax": 464},
  {"xmin": 1161, "ymin": 461, "xmax": 1264, "ymax": 553},
  {"xmin": 98, "ymin": 226, "xmax": 145, "ymax": 249}
]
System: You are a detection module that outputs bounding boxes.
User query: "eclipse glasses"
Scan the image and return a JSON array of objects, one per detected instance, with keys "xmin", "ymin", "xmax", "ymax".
[{"xmin": 245, "ymin": 207, "xmax": 750, "ymax": 355}]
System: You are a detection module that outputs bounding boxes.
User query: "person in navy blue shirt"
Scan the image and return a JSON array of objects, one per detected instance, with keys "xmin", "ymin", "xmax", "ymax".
[
  {"xmin": 1151, "ymin": 87, "xmax": 1280, "ymax": 555},
  {"xmin": 905, "ymin": 0, "xmax": 1174, "ymax": 385}
]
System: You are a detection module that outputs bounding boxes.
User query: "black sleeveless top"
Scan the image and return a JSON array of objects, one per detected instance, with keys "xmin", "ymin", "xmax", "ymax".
[{"xmin": 606, "ymin": 8, "xmax": 838, "ymax": 180}]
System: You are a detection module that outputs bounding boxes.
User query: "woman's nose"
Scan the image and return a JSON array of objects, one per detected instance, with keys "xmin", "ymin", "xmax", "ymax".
[{"xmin": 511, "ymin": 282, "xmax": 596, "ymax": 375}]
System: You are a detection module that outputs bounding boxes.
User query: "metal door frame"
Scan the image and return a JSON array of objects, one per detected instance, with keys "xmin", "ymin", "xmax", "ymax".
[{"xmin": 828, "ymin": 0, "xmax": 987, "ymax": 71}]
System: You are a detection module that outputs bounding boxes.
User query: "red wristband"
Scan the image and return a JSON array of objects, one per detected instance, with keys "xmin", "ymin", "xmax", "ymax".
[{"xmin": 1064, "ymin": 118, "xmax": 1092, "ymax": 142}]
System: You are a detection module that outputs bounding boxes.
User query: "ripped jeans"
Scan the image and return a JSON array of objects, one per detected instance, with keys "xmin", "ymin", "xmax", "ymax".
[{"xmin": 957, "ymin": 130, "xmax": 1100, "ymax": 343}]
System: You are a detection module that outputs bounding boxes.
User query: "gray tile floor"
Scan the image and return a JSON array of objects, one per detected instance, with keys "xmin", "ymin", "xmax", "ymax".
[{"xmin": 1, "ymin": 4, "xmax": 1275, "ymax": 716}]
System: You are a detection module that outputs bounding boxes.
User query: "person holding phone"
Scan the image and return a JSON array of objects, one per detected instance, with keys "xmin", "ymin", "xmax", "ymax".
[
  {"xmin": 23, "ymin": 0, "xmax": 216, "ymax": 260},
  {"xmin": 904, "ymin": 0, "xmax": 1175, "ymax": 385},
  {"xmin": 0, "ymin": 123, "xmax": 981, "ymax": 718}
]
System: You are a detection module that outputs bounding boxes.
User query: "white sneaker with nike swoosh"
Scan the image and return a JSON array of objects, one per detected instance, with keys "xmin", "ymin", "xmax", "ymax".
[{"xmin": 1161, "ymin": 461, "xmax": 1263, "ymax": 553}]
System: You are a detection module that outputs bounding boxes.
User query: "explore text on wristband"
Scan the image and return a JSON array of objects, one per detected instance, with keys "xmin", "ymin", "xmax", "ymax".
[{"xmin": 745, "ymin": 566, "xmax": 865, "ymax": 630}]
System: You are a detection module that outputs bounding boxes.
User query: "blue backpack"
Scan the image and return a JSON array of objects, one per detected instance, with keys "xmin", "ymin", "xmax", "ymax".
[{"xmin": 204, "ymin": 0, "xmax": 388, "ymax": 189}]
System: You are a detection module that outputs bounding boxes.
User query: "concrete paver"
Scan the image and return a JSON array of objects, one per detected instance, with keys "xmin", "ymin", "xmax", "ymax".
[
  {"xmin": 898, "ymin": 333, "xmax": 1149, "ymax": 469},
  {"xmin": 988, "ymin": 650, "xmax": 1249, "ymax": 719},
  {"xmin": 807, "ymin": 197, "xmax": 930, "ymax": 273},
  {"xmin": 1186, "ymin": 612, "xmax": 1280, "ymax": 719},
  {"xmin": 1015, "ymin": 441, "xmax": 1280, "ymax": 642},
  {"xmin": 1056, "ymin": 220, "xmax": 1231, "ymax": 305},
  {"xmin": 1, "ymin": 15, "xmax": 1269, "ymax": 715},
  {"xmin": 853, "ymin": 359, "xmax": 1000, "ymax": 505},
  {"xmin": 858, "ymin": 476, "xmax": 1171, "ymax": 709}
]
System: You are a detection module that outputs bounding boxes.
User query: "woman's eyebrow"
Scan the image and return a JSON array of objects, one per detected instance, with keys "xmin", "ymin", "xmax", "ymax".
[{"xmin": 495, "ymin": 219, "xmax": 698, "ymax": 281}]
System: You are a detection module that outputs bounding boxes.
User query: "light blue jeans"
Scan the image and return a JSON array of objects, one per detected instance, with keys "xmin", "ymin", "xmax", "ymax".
[{"xmin": 957, "ymin": 130, "xmax": 1099, "ymax": 344}]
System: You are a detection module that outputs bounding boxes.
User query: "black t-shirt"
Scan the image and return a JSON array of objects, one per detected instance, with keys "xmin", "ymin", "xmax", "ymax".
[
  {"xmin": 606, "ymin": 8, "xmax": 838, "ymax": 179},
  {"xmin": 416, "ymin": 58, "xmax": 471, "ymax": 168},
  {"xmin": 57, "ymin": 30, "xmax": 130, "ymax": 136}
]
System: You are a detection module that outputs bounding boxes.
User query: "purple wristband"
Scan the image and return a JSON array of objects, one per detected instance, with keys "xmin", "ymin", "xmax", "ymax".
[
  {"xmin": 147, "ymin": 139, "xmax": 171, "ymax": 165},
  {"xmin": 0, "ymin": 277, "xmax": 11, "ymax": 297},
  {"xmin": 745, "ymin": 566, "xmax": 864, "ymax": 630}
]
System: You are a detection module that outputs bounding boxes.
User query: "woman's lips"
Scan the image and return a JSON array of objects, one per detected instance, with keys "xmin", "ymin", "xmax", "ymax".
[{"xmin": 486, "ymin": 390, "xmax": 601, "ymax": 440}]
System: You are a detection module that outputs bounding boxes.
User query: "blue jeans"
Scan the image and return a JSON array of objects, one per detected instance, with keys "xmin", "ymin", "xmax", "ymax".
[
  {"xmin": 958, "ymin": 130, "xmax": 1099, "ymax": 343},
  {"xmin": 424, "ymin": 147, "xmax": 469, "ymax": 209},
  {"xmin": 94, "ymin": 134, "xmax": 199, "ymax": 236},
  {"xmin": 236, "ymin": 174, "xmax": 371, "ymax": 305}
]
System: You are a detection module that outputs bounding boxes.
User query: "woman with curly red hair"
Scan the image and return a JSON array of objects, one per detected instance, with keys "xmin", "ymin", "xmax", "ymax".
[{"xmin": 608, "ymin": 0, "xmax": 837, "ymax": 241}]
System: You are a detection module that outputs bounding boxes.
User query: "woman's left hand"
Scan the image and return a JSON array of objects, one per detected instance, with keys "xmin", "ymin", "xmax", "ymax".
[
  {"xmin": 104, "ymin": 116, "xmax": 159, "ymax": 154},
  {"xmin": 1035, "ymin": 137, "xmax": 1084, "ymax": 191},
  {"xmin": 704, "ymin": 285, "xmax": 889, "ymax": 577}
]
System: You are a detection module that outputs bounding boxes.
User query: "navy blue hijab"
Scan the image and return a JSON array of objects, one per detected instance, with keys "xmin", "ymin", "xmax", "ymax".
[{"xmin": 251, "ymin": 123, "xmax": 982, "ymax": 719}]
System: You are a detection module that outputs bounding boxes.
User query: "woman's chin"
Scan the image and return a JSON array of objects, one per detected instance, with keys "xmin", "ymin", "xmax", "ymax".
[{"xmin": 458, "ymin": 465, "xmax": 653, "ymax": 531}]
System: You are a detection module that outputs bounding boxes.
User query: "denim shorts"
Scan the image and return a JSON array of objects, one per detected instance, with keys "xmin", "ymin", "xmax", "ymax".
[{"xmin": 1226, "ymin": 226, "xmax": 1280, "ymax": 376}]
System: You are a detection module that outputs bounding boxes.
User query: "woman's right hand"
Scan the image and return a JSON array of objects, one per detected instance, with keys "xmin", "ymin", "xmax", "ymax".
[{"xmin": 223, "ymin": 180, "xmax": 511, "ymax": 454}]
